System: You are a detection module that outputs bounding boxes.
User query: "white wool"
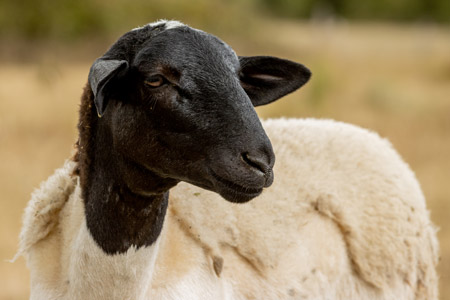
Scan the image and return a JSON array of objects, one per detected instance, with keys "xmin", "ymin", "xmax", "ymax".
[
  {"xmin": 14, "ymin": 159, "xmax": 77, "ymax": 262},
  {"xmin": 167, "ymin": 118, "xmax": 439, "ymax": 299},
  {"xmin": 18, "ymin": 119, "xmax": 439, "ymax": 299}
]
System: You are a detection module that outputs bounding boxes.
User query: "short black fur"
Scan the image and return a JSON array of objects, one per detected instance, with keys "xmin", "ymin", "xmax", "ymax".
[{"xmin": 75, "ymin": 22, "xmax": 311, "ymax": 254}]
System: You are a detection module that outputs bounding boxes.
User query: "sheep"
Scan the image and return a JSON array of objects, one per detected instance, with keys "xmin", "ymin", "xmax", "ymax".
[{"xmin": 17, "ymin": 20, "xmax": 439, "ymax": 299}]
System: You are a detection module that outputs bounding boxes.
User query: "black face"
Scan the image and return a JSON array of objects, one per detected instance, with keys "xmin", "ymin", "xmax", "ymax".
[{"xmin": 88, "ymin": 22, "xmax": 311, "ymax": 203}]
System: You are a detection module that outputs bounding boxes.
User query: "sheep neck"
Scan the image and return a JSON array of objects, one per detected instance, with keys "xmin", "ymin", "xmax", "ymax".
[
  {"xmin": 84, "ymin": 178, "xmax": 169, "ymax": 254},
  {"xmin": 75, "ymin": 85, "xmax": 173, "ymax": 254}
]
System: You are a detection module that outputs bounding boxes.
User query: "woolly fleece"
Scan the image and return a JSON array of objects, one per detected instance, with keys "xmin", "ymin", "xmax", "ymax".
[{"xmin": 18, "ymin": 118, "xmax": 439, "ymax": 299}]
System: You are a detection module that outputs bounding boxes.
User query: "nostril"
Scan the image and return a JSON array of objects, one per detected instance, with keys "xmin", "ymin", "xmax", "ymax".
[{"xmin": 241, "ymin": 152, "xmax": 269, "ymax": 174}]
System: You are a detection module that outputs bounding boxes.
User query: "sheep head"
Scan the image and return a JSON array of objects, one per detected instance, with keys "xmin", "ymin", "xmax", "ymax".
[{"xmin": 84, "ymin": 21, "xmax": 311, "ymax": 204}]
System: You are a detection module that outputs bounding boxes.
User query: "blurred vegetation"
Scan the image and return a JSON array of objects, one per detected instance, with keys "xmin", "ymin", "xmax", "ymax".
[
  {"xmin": 260, "ymin": 0, "xmax": 450, "ymax": 22},
  {"xmin": 1, "ymin": 0, "xmax": 449, "ymax": 40},
  {"xmin": 0, "ymin": 0, "xmax": 255, "ymax": 40}
]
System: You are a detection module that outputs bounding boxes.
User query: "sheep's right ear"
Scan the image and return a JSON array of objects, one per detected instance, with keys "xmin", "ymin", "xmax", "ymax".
[{"xmin": 88, "ymin": 59, "xmax": 129, "ymax": 117}]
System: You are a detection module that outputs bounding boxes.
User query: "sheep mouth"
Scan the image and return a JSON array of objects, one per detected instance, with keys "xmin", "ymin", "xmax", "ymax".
[{"xmin": 210, "ymin": 170, "xmax": 264, "ymax": 203}]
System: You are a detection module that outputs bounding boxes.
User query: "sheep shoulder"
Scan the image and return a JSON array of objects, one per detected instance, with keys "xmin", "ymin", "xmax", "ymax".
[{"xmin": 166, "ymin": 118, "xmax": 439, "ymax": 299}]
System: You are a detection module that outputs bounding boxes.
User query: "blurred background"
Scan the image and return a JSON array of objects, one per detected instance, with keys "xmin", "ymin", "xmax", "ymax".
[{"xmin": 1, "ymin": 0, "xmax": 449, "ymax": 299}]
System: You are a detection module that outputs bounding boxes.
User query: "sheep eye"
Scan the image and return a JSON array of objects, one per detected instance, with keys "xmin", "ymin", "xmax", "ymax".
[{"xmin": 145, "ymin": 75, "xmax": 166, "ymax": 88}]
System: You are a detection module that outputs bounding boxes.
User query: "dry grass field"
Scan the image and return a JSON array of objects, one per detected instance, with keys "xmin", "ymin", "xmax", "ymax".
[{"xmin": 1, "ymin": 21, "xmax": 449, "ymax": 299}]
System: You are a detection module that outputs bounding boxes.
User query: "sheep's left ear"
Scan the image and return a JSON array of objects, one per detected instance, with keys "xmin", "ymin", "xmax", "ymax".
[
  {"xmin": 88, "ymin": 59, "xmax": 129, "ymax": 117},
  {"xmin": 239, "ymin": 56, "xmax": 311, "ymax": 107}
]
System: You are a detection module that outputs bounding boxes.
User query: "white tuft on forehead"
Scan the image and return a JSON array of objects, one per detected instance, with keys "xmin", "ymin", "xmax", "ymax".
[
  {"xmin": 163, "ymin": 20, "xmax": 186, "ymax": 29},
  {"xmin": 132, "ymin": 20, "xmax": 186, "ymax": 31}
]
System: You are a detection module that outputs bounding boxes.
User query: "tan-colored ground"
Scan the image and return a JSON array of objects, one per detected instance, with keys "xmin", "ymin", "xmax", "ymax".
[{"xmin": 1, "ymin": 21, "xmax": 449, "ymax": 299}]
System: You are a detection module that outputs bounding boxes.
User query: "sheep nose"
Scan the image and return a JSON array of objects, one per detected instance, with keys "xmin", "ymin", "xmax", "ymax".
[{"xmin": 241, "ymin": 152, "xmax": 274, "ymax": 187}]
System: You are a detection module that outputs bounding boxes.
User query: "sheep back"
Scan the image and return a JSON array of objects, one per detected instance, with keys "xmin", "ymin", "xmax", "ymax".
[{"xmin": 168, "ymin": 118, "xmax": 439, "ymax": 299}]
